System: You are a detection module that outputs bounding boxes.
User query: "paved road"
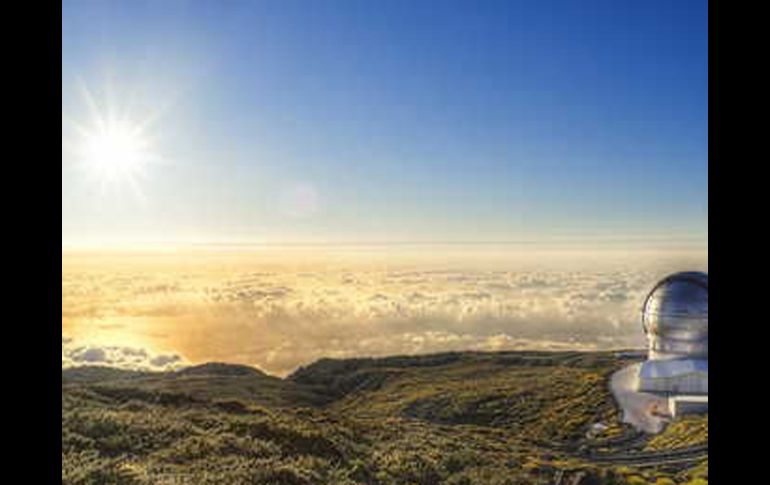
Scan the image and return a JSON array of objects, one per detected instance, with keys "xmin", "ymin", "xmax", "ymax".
[{"xmin": 584, "ymin": 443, "xmax": 708, "ymax": 467}]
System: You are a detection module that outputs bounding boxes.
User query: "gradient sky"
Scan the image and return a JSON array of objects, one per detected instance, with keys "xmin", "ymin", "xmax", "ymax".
[{"xmin": 62, "ymin": 0, "xmax": 707, "ymax": 246}]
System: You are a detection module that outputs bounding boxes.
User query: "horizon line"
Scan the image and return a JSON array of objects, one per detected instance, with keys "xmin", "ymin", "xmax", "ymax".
[{"xmin": 62, "ymin": 236, "xmax": 708, "ymax": 251}]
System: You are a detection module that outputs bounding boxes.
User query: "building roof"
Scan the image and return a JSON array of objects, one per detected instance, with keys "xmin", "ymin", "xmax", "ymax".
[
  {"xmin": 642, "ymin": 271, "xmax": 708, "ymax": 361},
  {"xmin": 642, "ymin": 272, "xmax": 708, "ymax": 350}
]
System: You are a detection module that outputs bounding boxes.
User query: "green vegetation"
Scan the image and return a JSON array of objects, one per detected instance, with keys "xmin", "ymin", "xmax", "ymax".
[
  {"xmin": 645, "ymin": 415, "xmax": 708, "ymax": 451},
  {"xmin": 62, "ymin": 351, "xmax": 707, "ymax": 484}
]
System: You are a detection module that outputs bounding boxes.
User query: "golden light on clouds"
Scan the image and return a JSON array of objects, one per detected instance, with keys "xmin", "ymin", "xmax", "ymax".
[{"xmin": 62, "ymin": 246, "xmax": 707, "ymax": 376}]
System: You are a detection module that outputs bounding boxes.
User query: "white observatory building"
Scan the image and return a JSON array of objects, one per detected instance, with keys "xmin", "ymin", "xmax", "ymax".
[{"xmin": 635, "ymin": 272, "xmax": 708, "ymax": 407}]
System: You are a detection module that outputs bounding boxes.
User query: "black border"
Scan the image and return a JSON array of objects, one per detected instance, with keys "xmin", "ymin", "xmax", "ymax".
[{"xmin": 14, "ymin": 0, "xmax": 61, "ymax": 480}]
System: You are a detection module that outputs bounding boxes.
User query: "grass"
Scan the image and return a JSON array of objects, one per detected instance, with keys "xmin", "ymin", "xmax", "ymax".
[
  {"xmin": 645, "ymin": 415, "xmax": 708, "ymax": 451},
  {"xmin": 62, "ymin": 350, "xmax": 708, "ymax": 485}
]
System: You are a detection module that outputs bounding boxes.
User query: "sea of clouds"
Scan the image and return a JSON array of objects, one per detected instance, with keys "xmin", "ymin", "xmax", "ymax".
[{"xmin": 62, "ymin": 248, "xmax": 707, "ymax": 376}]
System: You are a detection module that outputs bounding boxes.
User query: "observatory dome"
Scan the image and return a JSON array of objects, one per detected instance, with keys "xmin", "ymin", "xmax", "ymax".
[{"xmin": 642, "ymin": 271, "xmax": 708, "ymax": 360}]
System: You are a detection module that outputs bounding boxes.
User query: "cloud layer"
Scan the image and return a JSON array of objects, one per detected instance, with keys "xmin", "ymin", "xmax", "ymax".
[{"xmin": 62, "ymin": 248, "xmax": 707, "ymax": 375}]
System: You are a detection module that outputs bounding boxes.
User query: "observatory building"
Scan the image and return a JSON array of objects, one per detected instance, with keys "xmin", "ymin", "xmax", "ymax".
[{"xmin": 635, "ymin": 272, "xmax": 708, "ymax": 399}]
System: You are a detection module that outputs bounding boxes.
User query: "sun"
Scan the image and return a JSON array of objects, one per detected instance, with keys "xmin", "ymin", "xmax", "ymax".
[
  {"xmin": 82, "ymin": 120, "xmax": 151, "ymax": 184},
  {"xmin": 64, "ymin": 80, "xmax": 167, "ymax": 195}
]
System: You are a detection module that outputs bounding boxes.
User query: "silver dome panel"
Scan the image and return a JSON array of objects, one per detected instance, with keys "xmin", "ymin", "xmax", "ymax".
[{"xmin": 642, "ymin": 272, "xmax": 707, "ymax": 360}]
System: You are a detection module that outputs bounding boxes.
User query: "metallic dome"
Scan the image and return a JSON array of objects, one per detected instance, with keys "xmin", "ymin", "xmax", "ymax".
[{"xmin": 642, "ymin": 271, "xmax": 708, "ymax": 360}]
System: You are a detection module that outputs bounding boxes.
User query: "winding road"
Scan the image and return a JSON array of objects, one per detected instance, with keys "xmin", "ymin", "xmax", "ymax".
[{"xmin": 584, "ymin": 443, "xmax": 708, "ymax": 467}]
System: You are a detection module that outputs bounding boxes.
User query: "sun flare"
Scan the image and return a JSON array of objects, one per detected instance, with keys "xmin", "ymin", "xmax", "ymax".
[
  {"xmin": 83, "ymin": 120, "xmax": 150, "ymax": 183},
  {"xmin": 64, "ymin": 81, "xmax": 166, "ymax": 194}
]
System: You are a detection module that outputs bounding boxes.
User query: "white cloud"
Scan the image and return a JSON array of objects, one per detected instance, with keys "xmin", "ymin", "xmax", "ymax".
[
  {"xmin": 62, "ymin": 338, "xmax": 186, "ymax": 371},
  {"xmin": 62, "ymin": 250, "xmax": 706, "ymax": 375}
]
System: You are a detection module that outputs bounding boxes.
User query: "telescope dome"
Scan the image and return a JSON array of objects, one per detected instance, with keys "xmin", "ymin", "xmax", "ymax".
[{"xmin": 642, "ymin": 271, "xmax": 708, "ymax": 360}]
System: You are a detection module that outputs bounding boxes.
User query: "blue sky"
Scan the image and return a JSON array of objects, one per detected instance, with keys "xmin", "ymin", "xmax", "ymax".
[{"xmin": 62, "ymin": 0, "xmax": 707, "ymax": 246}]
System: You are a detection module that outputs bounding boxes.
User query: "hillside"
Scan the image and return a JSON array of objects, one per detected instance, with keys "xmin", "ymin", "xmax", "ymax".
[
  {"xmin": 63, "ymin": 362, "xmax": 330, "ymax": 409},
  {"xmin": 62, "ymin": 350, "xmax": 708, "ymax": 485}
]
